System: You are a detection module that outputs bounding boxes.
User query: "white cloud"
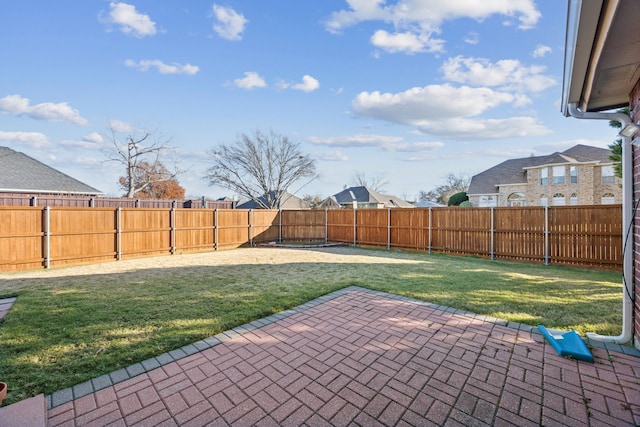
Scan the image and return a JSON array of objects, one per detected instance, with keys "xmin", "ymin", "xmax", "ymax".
[
  {"xmin": 83, "ymin": 132, "xmax": 104, "ymax": 144},
  {"xmin": 325, "ymin": 0, "xmax": 541, "ymax": 54},
  {"xmin": 309, "ymin": 134, "xmax": 402, "ymax": 148},
  {"xmin": 464, "ymin": 31, "xmax": 479, "ymax": 45},
  {"xmin": 212, "ymin": 4, "xmax": 248, "ymax": 41},
  {"xmin": 414, "ymin": 116, "xmax": 551, "ymax": 139},
  {"xmin": 0, "ymin": 131, "xmax": 50, "ymax": 149},
  {"xmin": 393, "ymin": 141, "xmax": 444, "ymax": 152},
  {"xmin": 353, "ymin": 84, "xmax": 516, "ymax": 122},
  {"xmin": 308, "ymin": 134, "xmax": 443, "ymax": 152},
  {"xmin": 370, "ymin": 30, "xmax": 444, "ymax": 54},
  {"xmin": 351, "ymin": 84, "xmax": 551, "ymax": 139},
  {"xmin": 314, "ymin": 150, "xmax": 349, "ymax": 161},
  {"xmin": 102, "ymin": 2, "xmax": 157, "ymax": 37},
  {"xmin": 0, "ymin": 94, "xmax": 88, "ymax": 126},
  {"xmin": 282, "ymin": 75, "xmax": 320, "ymax": 92},
  {"xmin": 233, "ymin": 71, "xmax": 266, "ymax": 89},
  {"xmin": 124, "ymin": 59, "xmax": 200, "ymax": 75},
  {"xmin": 441, "ymin": 56, "xmax": 557, "ymax": 92},
  {"xmin": 60, "ymin": 139, "xmax": 97, "ymax": 149},
  {"xmin": 108, "ymin": 119, "xmax": 134, "ymax": 132},
  {"xmin": 533, "ymin": 44, "xmax": 552, "ymax": 58},
  {"xmin": 61, "ymin": 132, "xmax": 105, "ymax": 149}
]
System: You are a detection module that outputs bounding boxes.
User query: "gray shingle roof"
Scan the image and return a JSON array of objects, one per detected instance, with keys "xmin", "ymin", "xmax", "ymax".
[
  {"xmin": 468, "ymin": 144, "xmax": 612, "ymax": 195},
  {"xmin": 237, "ymin": 191, "xmax": 310, "ymax": 209},
  {"xmin": 332, "ymin": 186, "xmax": 414, "ymax": 208},
  {"xmin": 0, "ymin": 146, "xmax": 102, "ymax": 194}
]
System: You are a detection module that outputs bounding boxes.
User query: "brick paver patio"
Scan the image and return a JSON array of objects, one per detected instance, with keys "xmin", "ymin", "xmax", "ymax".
[{"xmin": 46, "ymin": 287, "xmax": 640, "ymax": 426}]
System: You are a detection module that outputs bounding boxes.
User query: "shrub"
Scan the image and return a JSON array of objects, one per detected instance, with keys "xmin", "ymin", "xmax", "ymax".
[{"xmin": 447, "ymin": 191, "xmax": 469, "ymax": 206}]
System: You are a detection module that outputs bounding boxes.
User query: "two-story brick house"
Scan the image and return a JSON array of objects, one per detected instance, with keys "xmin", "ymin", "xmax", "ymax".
[{"xmin": 467, "ymin": 144, "xmax": 621, "ymax": 207}]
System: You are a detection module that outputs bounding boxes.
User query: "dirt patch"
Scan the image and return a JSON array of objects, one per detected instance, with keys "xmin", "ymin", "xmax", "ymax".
[{"xmin": 0, "ymin": 246, "xmax": 418, "ymax": 282}]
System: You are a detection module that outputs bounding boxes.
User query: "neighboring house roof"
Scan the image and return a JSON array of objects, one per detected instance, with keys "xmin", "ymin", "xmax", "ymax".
[
  {"xmin": 237, "ymin": 191, "xmax": 310, "ymax": 209},
  {"xmin": 319, "ymin": 196, "xmax": 341, "ymax": 210},
  {"xmin": 412, "ymin": 200, "xmax": 445, "ymax": 208},
  {"xmin": 0, "ymin": 146, "xmax": 102, "ymax": 195},
  {"xmin": 331, "ymin": 186, "xmax": 414, "ymax": 208},
  {"xmin": 468, "ymin": 144, "xmax": 613, "ymax": 195}
]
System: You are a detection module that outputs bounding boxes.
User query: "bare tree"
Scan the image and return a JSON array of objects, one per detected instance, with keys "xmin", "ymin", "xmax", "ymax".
[
  {"xmin": 121, "ymin": 161, "xmax": 185, "ymax": 199},
  {"xmin": 204, "ymin": 130, "xmax": 317, "ymax": 209},
  {"xmin": 104, "ymin": 126, "xmax": 180, "ymax": 198},
  {"xmin": 349, "ymin": 171, "xmax": 388, "ymax": 193},
  {"xmin": 419, "ymin": 172, "xmax": 471, "ymax": 204},
  {"xmin": 302, "ymin": 194, "xmax": 324, "ymax": 209}
]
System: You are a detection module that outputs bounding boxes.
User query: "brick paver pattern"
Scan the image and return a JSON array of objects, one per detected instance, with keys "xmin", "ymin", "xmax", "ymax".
[{"xmin": 47, "ymin": 290, "xmax": 640, "ymax": 426}]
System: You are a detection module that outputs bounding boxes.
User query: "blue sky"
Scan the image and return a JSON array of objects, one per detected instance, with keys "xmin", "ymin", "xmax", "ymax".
[{"xmin": 0, "ymin": 1, "xmax": 621, "ymax": 201}]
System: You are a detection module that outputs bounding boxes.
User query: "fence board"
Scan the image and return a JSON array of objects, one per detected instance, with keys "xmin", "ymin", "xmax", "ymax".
[
  {"xmin": 390, "ymin": 209, "xmax": 429, "ymax": 250},
  {"xmin": 431, "ymin": 208, "xmax": 492, "ymax": 256},
  {"xmin": 217, "ymin": 209, "xmax": 250, "ymax": 249},
  {"xmin": 120, "ymin": 209, "xmax": 171, "ymax": 258},
  {"xmin": 494, "ymin": 207, "xmax": 546, "ymax": 262},
  {"xmin": 174, "ymin": 209, "xmax": 215, "ymax": 253},
  {"xmin": 356, "ymin": 209, "xmax": 388, "ymax": 247},
  {"xmin": 0, "ymin": 207, "xmax": 43, "ymax": 271},
  {"xmin": 281, "ymin": 210, "xmax": 327, "ymax": 241},
  {"xmin": 327, "ymin": 210, "xmax": 355, "ymax": 244},
  {"xmin": 250, "ymin": 210, "xmax": 279, "ymax": 243},
  {"xmin": 48, "ymin": 208, "xmax": 117, "ymax": 267},
  {"xmin": 0, "ymin": 205, "xmax": 623, "ymax": 272},
  {"xmin": 548, "ymin": 205, "xmax": 622, "ymax": 269}
]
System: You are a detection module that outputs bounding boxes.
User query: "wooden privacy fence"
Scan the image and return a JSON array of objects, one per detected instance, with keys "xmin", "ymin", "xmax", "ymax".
[{"xmin": 0, "ymin": 205, "xmax": 622, "ymax": 272}]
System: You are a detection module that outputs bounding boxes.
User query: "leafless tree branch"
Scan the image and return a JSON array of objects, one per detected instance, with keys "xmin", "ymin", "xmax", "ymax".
[
  {"xmin": 204, "ymin": 130, "xmax": 317, "ymax": 209},
  {"xmin": 103, "ymin": 125, "xmax": 181, "ymax": 198}
]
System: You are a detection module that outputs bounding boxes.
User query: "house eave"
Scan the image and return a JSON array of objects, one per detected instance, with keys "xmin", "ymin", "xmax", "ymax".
[
  {"xmin": 562, "ymin": 0, "xmax": 640, "ymax": 115},
  {"xmin": 0, "ymin": 188, "xmax": 103, "ymax": 196}
]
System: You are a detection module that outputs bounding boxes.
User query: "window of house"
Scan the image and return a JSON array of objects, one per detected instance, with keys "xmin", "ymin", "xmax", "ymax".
[
  {"xmin": 570, "ymin": 166, "xmax": 578, "ymax": 184},
  {"xmin": 507, "ymin": 192, "xmax": 526, "ymax": 207},
  {"xmin": 552, "ymin": 193, "xmax": 566, "ymax": 206},
  {"xmin": 552, "ymin": 166, "xmax": 565, "ymax": 184},
  {"xmin": 601, "ymin": 166, "xmax": 615, "ymax": 184},
  {"xmin": 540, "ymin": 195, "xmax": 548, "ymax": 206},
  {"xmin": 601, "ymin": 193, "xmax": 616, "ymax": 204},
  {"xmin": 479, "ymin": 195, "xmax": 497, "ymax": 207},
  {"xmin": 540, "ymin": 168, "xmax": 548, "ymax": 185},
  {"xmin": 570, "ymin": 193, "xmax": 578, "ymax": 205}
]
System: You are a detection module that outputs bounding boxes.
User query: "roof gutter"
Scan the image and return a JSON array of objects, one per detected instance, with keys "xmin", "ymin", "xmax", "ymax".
[
  {"xmin": 567, "ymin": 103, "xmax": 634, "ymax": 345},
  {"xmin": 0, "ymin": 189, "xmax": 103, "ymax": 196}
]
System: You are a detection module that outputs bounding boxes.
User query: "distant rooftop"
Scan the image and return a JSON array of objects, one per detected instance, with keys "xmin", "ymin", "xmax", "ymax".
[
  {"xmin": 468, "ymin": 144, "xmax": 613, "ymax": 195},
  {"xmin": 0, "ymin": 146, "xmax": 102, "ymax": 195}
]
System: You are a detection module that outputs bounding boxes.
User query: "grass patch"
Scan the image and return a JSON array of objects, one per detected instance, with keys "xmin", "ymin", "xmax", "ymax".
[{"xmin": 0, "ymin": 247, "xmax": 622, "ymax": 405}]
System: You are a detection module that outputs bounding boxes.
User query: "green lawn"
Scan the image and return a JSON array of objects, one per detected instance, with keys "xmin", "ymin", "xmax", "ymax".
[{"xmin": 0, "ymin": 247, "xmax": 623, "ymax": 406}]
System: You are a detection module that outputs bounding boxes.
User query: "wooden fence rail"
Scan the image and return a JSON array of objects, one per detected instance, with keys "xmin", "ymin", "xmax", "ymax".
[{"xmin": 0, "ymin": 205, "xmax": 622, "ymax": 272}]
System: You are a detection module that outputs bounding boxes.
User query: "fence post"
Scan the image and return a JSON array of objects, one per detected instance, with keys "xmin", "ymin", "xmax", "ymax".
[
  {"xmin": 249, "ymin": 209, "xmax": 253, "ymax": 247},
  {"xmin": 170, "ymin": 204, "xmax": 176, "ymax": 255},
  {"xmin": 387, "ymin": 208, "xmax": 391, "ymax": 251},
  {"xmin": 116, "ymin": 207, "xmax": 122, "ymax": 260},
  {"xmin": 490, "ymin": 207, "xmax": 495, "ymax": 260},
  {"xmin": 214, "ymin": 209, "xmax": 218, "ymax": 251},
  {"xmin": 353, "ymin": 208, "xmax": 357, "ymax": 247},
  {"xmin": 325, "ymin": 208, "xmax": 328, "ymax": 244},
  {"xmin": 428, "ymin": 207, "xmax": 432, "ymax": 254},
  {"xmin": 43, "ymin": 206, "xmax": 50, "ymax": 268},
  {"xmin": 544, "ymin": 206, "xmax": 550, "ymax": 265},
  {"xmin": 279, "ymin": 209, "xmax": 282, "ymax": 243}
]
